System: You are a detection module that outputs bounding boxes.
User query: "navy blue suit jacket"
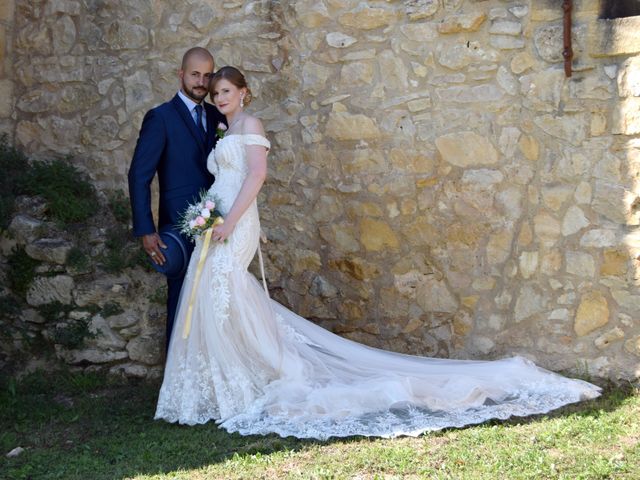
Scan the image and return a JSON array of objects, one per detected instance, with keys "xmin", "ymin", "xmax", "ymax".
[{"xmin": 128, "ymin": 94, "xmax": 225, "ymax": 236}]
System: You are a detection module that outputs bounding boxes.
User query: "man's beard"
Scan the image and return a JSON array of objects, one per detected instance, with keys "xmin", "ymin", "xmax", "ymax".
[{"xmin": 183, "ymin": 84, "xmax": 208, "ymax": 102}]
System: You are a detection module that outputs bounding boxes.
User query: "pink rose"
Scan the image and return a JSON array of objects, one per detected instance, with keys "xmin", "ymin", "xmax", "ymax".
[
  {"xmin": 195, "ymin": 216, "xmax": 205, "ymax": 226},
  {"xmin": 217, "ymin": 122, "xmax": 227, "ymax": 132},
  {"xmin": 205, "ymin": 200, "xmax": 215, "ymax": 210}
]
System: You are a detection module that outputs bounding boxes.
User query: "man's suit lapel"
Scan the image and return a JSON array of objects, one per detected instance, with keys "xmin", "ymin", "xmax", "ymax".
[{"xmin": 171, "ymin": 94, "xmax": 206, "ymax": 153}]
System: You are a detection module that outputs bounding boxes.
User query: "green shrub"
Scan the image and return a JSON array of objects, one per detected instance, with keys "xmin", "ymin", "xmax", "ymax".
[
  {"xmin": 52, "ymin": 319, "xmax": 93, "ymax": 349},
  {"xmin": 108, "ymin": 189, "xmax": 131, "ymax": 224},
  {"xmin": 36, "ymin": 301, "xmax": 74, "ymax": 323},
  {"xmin": 67, "ymin": 246, "xmax": 90, "ymax": 271},
  {"xmin": 0, "ymin": 136, "xmax": 30, "ymax": 231},
  {"xmin": 149, "ymin": 285, "xmax": 167, "ymax": 304},
  {"xmin": 101, "ymin": 301, "xmax": 124, "ymax": 318},
  {"xmin": 0, "ymin": 295, "xmax": 21, "ymax": 320},
  {"xmin": 19, "ymin": 158, "xmax": 97, "ymax": 225},
  {"xmin": 7, "ymin": 246, "xmax": 40, "ymax": 298}
]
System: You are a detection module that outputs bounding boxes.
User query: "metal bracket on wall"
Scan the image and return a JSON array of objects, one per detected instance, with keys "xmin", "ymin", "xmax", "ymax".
[{"xmin": 563, "ymin": 0, "xmax": 573, "ymax": 77}]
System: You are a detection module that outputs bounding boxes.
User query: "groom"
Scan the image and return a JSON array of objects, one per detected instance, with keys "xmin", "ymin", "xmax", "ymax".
[{"xmin": 128, "ymin": 47, "xmax": 225, "ymax": 351}]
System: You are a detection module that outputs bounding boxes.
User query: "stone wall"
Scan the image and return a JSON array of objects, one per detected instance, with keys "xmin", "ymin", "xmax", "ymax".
[
  {"xmin": 4, "ymin": 0, "xmax": 640, "ymax": 381},
  {"xmin": 0, "ymin": 0, "xmax": 15, "ymax": 136}
]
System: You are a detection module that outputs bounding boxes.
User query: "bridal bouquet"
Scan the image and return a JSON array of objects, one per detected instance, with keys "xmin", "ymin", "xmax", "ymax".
[{"xmin": 178, "ymin": 190, "xmax": 224, "ymax": 241}]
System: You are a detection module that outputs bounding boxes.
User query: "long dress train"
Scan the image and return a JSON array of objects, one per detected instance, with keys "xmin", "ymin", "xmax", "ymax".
[{"xmin": 154, "ymin": 133, "xmax": 601, "ymax": 439}]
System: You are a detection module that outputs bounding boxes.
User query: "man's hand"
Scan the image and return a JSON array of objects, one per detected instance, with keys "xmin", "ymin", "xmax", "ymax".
[{"xmin": 142, "ymin": 233, "xmax": 167, "ymax": 265}]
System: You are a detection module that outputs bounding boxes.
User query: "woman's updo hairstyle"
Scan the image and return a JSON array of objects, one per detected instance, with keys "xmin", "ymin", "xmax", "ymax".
[{"xmin": 209, "ymin": 66, "xmax": 253, "ymax": 107}]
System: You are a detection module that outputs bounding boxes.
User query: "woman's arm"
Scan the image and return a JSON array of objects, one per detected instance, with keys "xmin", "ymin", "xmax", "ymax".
[{"xmin": 212, "ymin": 117, "xmax": 268, "ymax": 242}]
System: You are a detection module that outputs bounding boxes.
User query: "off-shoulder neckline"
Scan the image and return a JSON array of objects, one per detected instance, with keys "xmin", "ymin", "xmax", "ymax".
[{"xmin": 220, "ymin": 133, "xmax": 268, "ymax": 140}]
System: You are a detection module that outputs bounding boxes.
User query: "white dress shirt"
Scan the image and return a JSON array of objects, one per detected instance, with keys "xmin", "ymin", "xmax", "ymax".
[{"xmin": 177, "ymin": 90, "xmax": 207, "ymax": 132}]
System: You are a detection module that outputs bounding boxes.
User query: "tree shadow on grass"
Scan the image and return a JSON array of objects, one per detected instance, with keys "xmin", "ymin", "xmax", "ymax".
[{"xmin": 0, "ymin": 372, "xmax": 636, "ymax": 480}]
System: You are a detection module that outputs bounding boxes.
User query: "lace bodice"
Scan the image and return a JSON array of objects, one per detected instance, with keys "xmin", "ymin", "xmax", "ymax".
[{"xmin": 206, "ymin": 134, "xmax": 270, "ymax": 214}]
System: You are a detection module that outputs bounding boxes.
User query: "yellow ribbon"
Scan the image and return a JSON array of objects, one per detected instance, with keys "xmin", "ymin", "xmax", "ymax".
[{"xmin": 182, "ymin": 226, "xmax": 214, "ymax": 339}]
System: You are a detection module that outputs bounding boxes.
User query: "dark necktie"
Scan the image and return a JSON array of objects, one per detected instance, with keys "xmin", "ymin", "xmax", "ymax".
[{"xmin": 194, "ymin": 104, "xmax": 206, "ymax": 139}]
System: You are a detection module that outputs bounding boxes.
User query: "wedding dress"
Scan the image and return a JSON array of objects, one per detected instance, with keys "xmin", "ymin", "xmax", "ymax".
[{"xmin": 154, "ymin": 133, "xmax": 601, "ymax": 439}]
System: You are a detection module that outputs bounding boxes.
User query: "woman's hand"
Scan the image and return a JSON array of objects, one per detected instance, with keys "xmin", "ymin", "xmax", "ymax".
[{"xmin": 212, "ymin": 220, "xmax": 235, "ymax": 242}]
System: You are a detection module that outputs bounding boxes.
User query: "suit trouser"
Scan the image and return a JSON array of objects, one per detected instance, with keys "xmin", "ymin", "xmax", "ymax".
[
  {"xmin": 165, "ymin": 275, "xmax": 185, "ymax": 353},
  {"xmin": 165, "ymin": 241, "xmax": 194, "ymax": 354}
]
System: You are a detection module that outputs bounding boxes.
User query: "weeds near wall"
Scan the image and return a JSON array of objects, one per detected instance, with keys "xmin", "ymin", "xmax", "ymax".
[
  {"xmin": 0, "ymin": 136, "xmax": 30, "ymax": 231},
  {"xmin": 7, "ymin": 246, "xmax": 40, "ymax": 299},
  {"xmin": 20, "ymin": 159, "xmax": 97, "ymax": 225}
]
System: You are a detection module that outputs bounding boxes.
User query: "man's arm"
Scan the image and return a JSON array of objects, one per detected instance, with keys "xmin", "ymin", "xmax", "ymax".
[{"xmin": 128, "ymin": 108, "xmax": 168, "ymax": 264}]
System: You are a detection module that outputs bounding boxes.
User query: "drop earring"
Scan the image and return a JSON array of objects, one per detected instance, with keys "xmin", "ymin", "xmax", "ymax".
[{"xmin": 240, "ymin": 95, "xmax": 244, "ymax": 109}]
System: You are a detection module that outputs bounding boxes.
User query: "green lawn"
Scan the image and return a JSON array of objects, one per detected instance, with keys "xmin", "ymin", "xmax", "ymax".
[{"xmin": 1, "ymin": 371, "xmax": 638, "ymax": 479}]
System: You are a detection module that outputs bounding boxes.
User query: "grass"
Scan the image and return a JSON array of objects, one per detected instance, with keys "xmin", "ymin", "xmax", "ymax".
[{"xmin": 0, "ymin": 372, "xmax": 638, "ymax": 479}]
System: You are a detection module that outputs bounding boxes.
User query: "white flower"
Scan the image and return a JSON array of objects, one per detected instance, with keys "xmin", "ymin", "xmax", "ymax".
[
  {"xmin": 189, "ymin": 220, "xmax": 197, "ymax": 229},
  {"xmin": 200, "ymin": 208, "xmax": 211, "ymax": 219}
]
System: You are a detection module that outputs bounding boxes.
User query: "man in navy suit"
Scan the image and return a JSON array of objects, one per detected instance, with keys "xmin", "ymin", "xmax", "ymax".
[{"xmin": 128, "ymin": 47, "xmax": 225, "ymax": 351}]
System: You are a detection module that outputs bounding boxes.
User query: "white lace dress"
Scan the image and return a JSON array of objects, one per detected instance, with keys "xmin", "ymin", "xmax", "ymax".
[{"xmin": 154, "ymin": 133, "xmax": 601, "ymax": 439}]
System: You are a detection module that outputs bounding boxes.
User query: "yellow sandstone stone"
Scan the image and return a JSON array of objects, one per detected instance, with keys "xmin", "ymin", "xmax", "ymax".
[
  {"xmin": 574, "ymin": 291, "xmax": 609, "ymax": 337},
  {"xmin": 601, "ymin": 249, "xmax": 628, "ymax": 277},
  {"xmin": 359, "ymin": 218, "xmax": 399, "ymax": 251}
]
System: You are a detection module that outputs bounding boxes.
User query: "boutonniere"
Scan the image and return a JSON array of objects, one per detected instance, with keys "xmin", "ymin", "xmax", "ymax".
[{"xmin": 216, "ymin": 122, "xmax": 227, "ymax": 139}]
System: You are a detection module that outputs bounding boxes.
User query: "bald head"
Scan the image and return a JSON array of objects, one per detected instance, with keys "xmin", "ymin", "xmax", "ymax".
[
  {"xmin": 181, "ymin": 47, "xmax": 214, "ymax": 70},
  {"xmin": 179, "ymin": 47, "xmax": 215, "ymax": 103}
]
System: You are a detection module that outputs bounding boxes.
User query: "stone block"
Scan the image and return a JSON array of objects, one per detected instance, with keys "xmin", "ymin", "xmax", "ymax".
[
  {"xmin": 511, "ymin": 52, "xmax": 535, "ymax": 74},
  {"xmin": 589, "ymin": 17, "xmax": 640, "ymax": 58},
  {"xmin": 624, "ymin": 336, "xmax": 640, "ymax": 356},
  {"xmin": 490, "ymin": 35, "xmax": 525, "ymax": 50},
  {"xmin": 435, "ymin": 131, "xmax": 498, "ymax": 167},
  {"xmin": 359, "ymin": 218, "xmax": 399, "ymax": 252},
  {"xmin": 562, "ymin": 206, "xmax": 590, "ymax": 236},
  {"xmin": 515, "ymin": 285, "xmax": 547, "ymax": 322},
  {"xmin": 574, "ymin": 291, "xmax": 609, "ymax": 337},
  {"xmin": 8, "ymin": 215, "xmax": 44, "ymax": 244},
  {"xmin": 600, "ymin": 249, "xmax": 628, "ymax": 277},
  {"xmin": 27, "ymin": 275, "xmax": 74, "ymax": 306},
  {"xmin": 339, "ymin": 4, "xmax": 397, "ymax": 30},
  {"xmin": 612, "ymin": 97, "xmax": 640, "ymax": 135},
  {"xmin": 438, "ymin": 12, "xmax": 487, "ymax": 34},
  {"xmin": 594, "ymin": 327, "xmax": 624, "ymax": 350},
  {"xmin": 519, "ymin": 251, "xmax": 538, "ymax": 279},
  {"xmin": 416, "ymin": 276, "xmax": 458, "ymax": 313},
  {"xmin": 326, "ymin": 32, "xmax": 357, "ymax": 48},
  {"xmin": 25, "ymin": 238, "xmax": 73, "ymax": 265},
  {"xmin": 57, "ymin": 346, "xmax": 128, "ymax": 364},
  {"xmin": 109, "ymin": 363, "xmax": 148, "ymax": 378},
  {"xmin": 73, "ymin": 275, "xmax": 129, "ymax": 307},
  {"xmin": 404, "ymin": 0, "xmax": 439, "ymax": 21},
  {"xmin": 325, "ymin": 111, "xmax": 380, "ymax": 141},
  {"xmin": 295, "ymin": 1, "xmax": 331, "ymax": 28},
  {"xmin": 126, "ymin": 336, "xmax": 162, "ymax": 365},
  {"xmin": 88, "ymin": 315, "xmax": 127, "ymax": 350},
  {"xmin": 533, "ymin": 114, "xmax": 587, "ymax": 146},
  {"xmin": 566, "ymin": 251, "xmax": 595, "ymax": 278},
  {"xmin": 489, "ymin": 20, "xmax": 522, "ymax": 36},
  {"xmin": 51, "ymin": 15, "xmax": 76, "ymax": 54},
  {"xmin": 0, "ymin": 79, "xmax": 13, "ymax": 118}
]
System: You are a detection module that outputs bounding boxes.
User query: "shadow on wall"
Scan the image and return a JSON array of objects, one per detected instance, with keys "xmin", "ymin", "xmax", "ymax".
[{"xmin": 600, "ymin": 0, "xmax": 640, "ymax": 20}]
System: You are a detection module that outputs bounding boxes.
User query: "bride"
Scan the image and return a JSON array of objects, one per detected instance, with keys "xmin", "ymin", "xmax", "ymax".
[{"xmin": 154, "ymin": 66, "xmax": 601, "ymax": 439}]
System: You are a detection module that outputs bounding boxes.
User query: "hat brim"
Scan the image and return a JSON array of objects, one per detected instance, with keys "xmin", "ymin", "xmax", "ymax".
[{"xmin": 149, "ymin": 229, "xmax": 189, "ymax": 279}]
